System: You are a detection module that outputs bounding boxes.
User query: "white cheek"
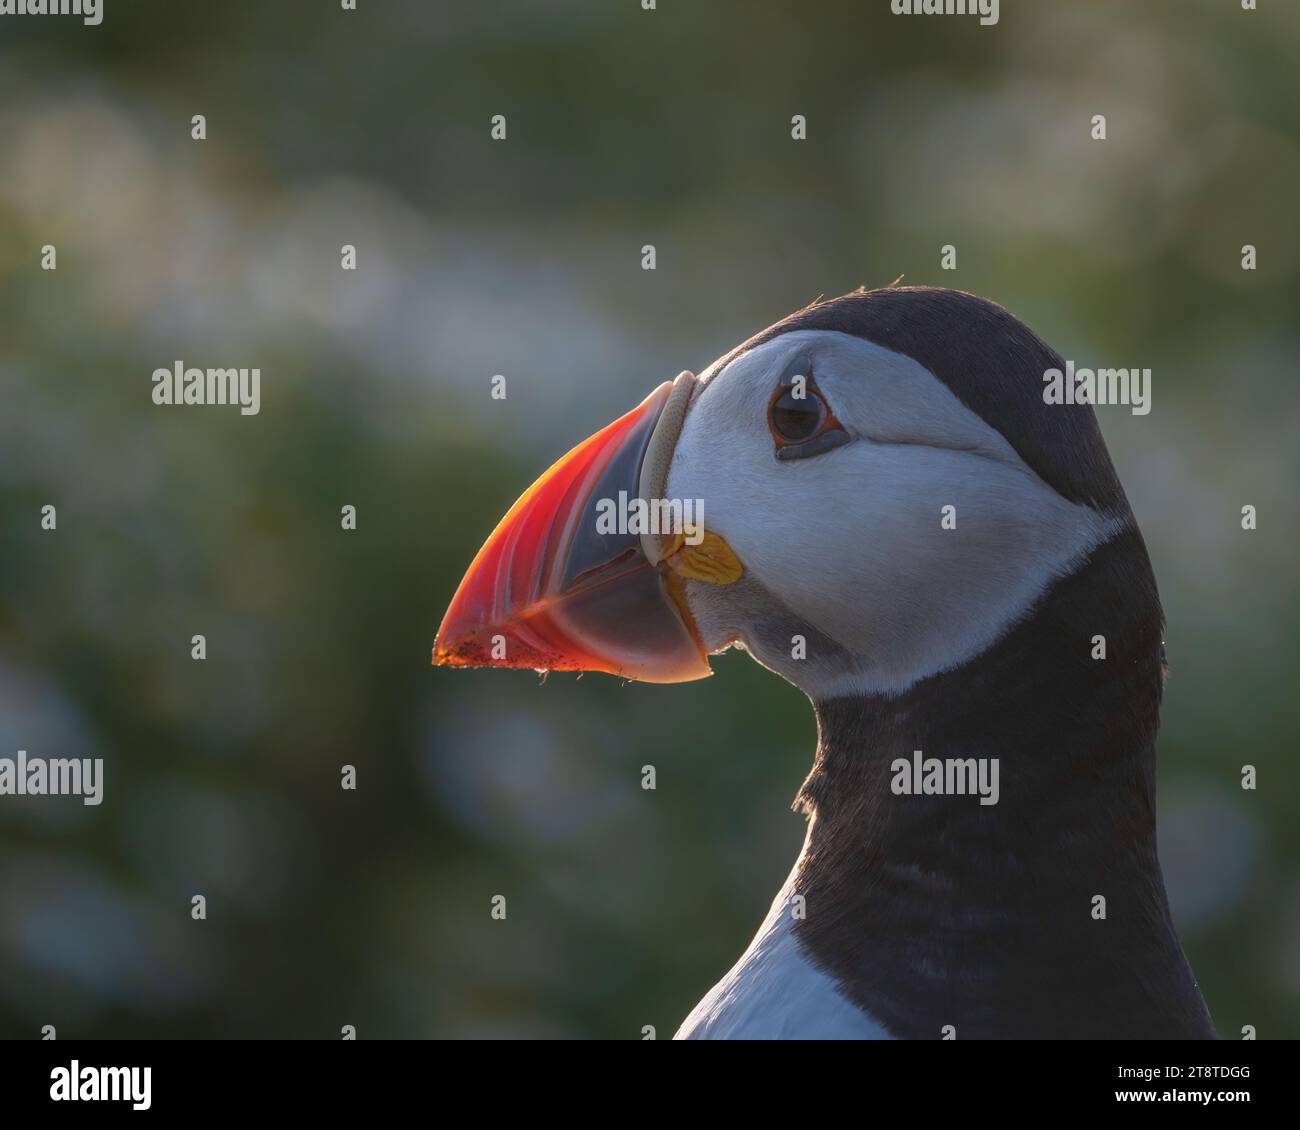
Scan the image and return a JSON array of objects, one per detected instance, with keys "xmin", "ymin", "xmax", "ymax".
[
  {"xmin": 668, "ymin": 394, "xmax": 1120, "ymax": 698},
  {"xmin": 764, "ymin": 443, "xmax": 1120, "ymax": 692}
]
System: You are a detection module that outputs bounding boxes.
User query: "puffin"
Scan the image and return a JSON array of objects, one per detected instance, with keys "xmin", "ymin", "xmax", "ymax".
[{"xmin": 434, "ymin": 285, "xmax": 1217, "ymax": 1040}]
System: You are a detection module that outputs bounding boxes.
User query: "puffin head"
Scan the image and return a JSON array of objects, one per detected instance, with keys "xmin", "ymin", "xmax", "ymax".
[{"xmin": 434, "ymin": 286, "xmax": 1134, "ymax": 700}]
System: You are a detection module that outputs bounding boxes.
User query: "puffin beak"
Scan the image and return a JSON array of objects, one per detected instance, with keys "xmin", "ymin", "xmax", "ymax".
[{"xmin": 434, "ymin": 373, "xmax": 718, "ymax": 684}]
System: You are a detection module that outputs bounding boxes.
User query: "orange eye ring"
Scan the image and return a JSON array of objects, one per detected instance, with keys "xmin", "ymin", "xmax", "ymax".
[{"xmin": 767, "ymin": 374, "xmax": 847, "ymax": 458}]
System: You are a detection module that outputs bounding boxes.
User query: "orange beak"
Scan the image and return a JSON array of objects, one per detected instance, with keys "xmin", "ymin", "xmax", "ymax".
[{"xmin": 433, "ymin": 378, "xmax": 713, "ymax": 683}]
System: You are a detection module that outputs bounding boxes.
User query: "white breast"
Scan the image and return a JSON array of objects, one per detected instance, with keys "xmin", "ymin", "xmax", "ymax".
[{"xmin": 674, "ymin": 850, "xmax": 893, "ymax": 1040}]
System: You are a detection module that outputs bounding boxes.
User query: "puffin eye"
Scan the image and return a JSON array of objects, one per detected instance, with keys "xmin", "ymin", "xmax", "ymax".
[
  {"xmin": 767, "ymin": 375, "xmax": 849, "ymax": 460},
  {"xmin": 771, "ymin": 387, "xmax": 823, "ymax": 441}
]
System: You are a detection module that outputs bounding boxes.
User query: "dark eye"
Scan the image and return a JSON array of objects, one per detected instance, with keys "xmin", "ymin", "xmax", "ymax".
[
  {"xmin": 770, "ymin": 387, "xmax": 824, "ymax": 441},
  {"xmin": 767, "ymin": 374, "xmax": 849, "ymax": 460}
]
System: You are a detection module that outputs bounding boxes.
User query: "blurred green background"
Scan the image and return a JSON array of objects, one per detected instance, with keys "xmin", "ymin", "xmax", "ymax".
[{"xmin": 1, "ymin": 1, "xmax": 1297, "ymax": 1039}]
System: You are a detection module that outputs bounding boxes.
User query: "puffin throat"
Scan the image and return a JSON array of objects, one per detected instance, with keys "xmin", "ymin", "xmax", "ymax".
[{"xmin": 791, "ymin": 526, "xmax": 1216, "ymax": 1040}]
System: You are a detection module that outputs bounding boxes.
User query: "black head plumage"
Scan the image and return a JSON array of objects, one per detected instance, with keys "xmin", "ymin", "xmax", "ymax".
[{"xmin": 714, "ymin": 286, "xmax": 1129, "ymax": 514}]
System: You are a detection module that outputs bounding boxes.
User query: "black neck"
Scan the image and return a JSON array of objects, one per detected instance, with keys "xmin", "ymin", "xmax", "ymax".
[{"xmin": 792, "ymin": 527, "xmax": 1215, "ymax": 1039}]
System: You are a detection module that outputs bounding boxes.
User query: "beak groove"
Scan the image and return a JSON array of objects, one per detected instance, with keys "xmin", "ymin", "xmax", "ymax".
[{"xmin": 638, "ymin": 370, "xmax": 697, "ymax": 566}]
